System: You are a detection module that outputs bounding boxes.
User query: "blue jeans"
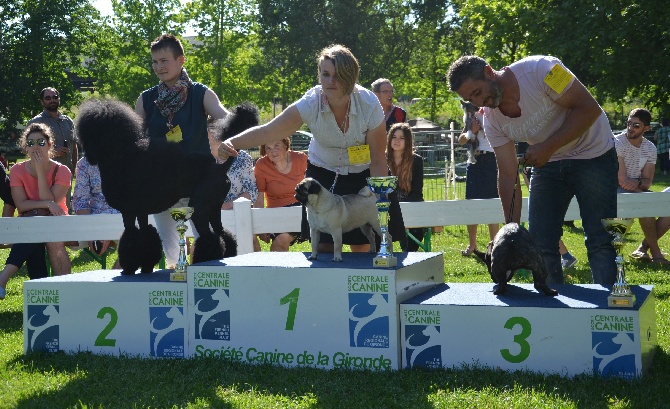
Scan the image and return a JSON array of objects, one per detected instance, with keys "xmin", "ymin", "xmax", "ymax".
[{"xmin": 528, "ymin": 148, "xmax": 618, "ymax": 285}]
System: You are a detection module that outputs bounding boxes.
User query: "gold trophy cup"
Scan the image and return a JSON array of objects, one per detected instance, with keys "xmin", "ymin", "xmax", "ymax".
[
  {"xmin": 169, "ymin": 206, "xmax": 195, "ymax": 282},
  {"xmin": 367, "ymin": 176, "xmax": 398, "ymax": 268},
  {"xmin": 602, "ymin": 218, "xmax": 636, "ymax": 308}
]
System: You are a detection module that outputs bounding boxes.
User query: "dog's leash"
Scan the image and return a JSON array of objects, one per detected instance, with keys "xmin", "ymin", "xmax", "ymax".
[{"xmin": 506, "ymin": 168, "xmax": 522, "ymax": 225}]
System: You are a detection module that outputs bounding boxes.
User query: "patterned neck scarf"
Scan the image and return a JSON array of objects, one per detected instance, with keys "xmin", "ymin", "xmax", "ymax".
[{"xmin": 154, "ymin": 67, "xmax": 193, "ymax": 125}]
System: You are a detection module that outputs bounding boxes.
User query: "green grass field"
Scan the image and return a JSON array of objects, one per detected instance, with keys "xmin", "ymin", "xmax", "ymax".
[{"xmin": 1, "ymin": 174, "xmax": 669, "ymax": 408}]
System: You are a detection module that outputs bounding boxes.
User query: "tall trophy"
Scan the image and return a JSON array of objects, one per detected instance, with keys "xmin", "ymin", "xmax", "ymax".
[
  {"xmin": 602, "ymin": 218, "xmax": 636, "ymax": 308},
  {"xmin": 169, "ymin": 207, "xmax": 194, "ymax": 282},
  {"xmin": 367, "ymin": 176, "xmax": 398, "ymax": 268}
]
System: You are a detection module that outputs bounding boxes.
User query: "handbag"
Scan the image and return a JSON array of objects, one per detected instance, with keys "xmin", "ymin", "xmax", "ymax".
[{"xmin": 19, "ymin": 165, "xmax": 60, "ymax": 217}]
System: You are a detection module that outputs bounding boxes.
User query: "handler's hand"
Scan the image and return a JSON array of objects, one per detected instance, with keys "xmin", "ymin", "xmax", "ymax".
[
  {"xmin": 217, "ymin": 140, "xmax": 238, "ymax": 162},
  {"xmin": 521, "ymin": 143, "xmax": 554, "ymax": 168}
]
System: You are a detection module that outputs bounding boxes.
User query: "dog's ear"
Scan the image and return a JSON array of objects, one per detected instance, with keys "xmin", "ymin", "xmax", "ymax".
[{"xmin": 307, "ymin": 180, "xmax": 321, "ymax": 195}]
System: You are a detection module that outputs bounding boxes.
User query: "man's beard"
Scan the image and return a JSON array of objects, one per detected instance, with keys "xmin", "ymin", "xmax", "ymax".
[
  {"xmin": 487, "ymin": 80, "xmax": 503, "ymax": 108},
  {"xmin": 45, "ymin": 103, "xmax": 59, "ymax": 113}
]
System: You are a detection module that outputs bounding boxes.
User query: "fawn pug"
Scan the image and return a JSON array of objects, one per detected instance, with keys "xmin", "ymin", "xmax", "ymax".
[{"xmin": 295, "ymin": 177, "xmax": 383, "ymax": 261}]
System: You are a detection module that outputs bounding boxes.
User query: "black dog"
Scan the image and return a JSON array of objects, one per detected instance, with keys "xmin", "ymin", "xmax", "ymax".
[
  {"xmin": 473, "ymin": 223, "xmax": 558, "ymax": 296},
  {"xmin": 76, "ymin": 99, "xmax": 259, "ymax": 275}
]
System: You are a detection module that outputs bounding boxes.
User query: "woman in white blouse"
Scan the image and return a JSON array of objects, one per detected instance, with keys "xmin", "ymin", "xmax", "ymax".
[{"xmin": 218, "ymin": 44, "xmax": 387, "ymax": 254}]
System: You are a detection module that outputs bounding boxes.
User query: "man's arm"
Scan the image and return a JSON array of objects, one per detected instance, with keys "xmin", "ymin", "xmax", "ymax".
[
  {"xmin": 524, "ymin": 78, "xmax": 602, "ymax": 167},
  {"xmin": 493, "ymin": 140, "xmax": 521, "ymax": 223},
  {"xmin": 203, "ymin": 88, "xmax": 230, "ymax": 119},
  {"xmin": 639, "ymin": 162, "xmax": 655, "ymax": 191}
]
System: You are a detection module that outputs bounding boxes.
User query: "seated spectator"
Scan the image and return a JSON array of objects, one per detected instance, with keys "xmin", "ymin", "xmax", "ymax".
[
  {"xmin": 386, "ymin": 123, "xmax": 425, "ymax": 251},
  {"xmin": 615, "ymin": 108, "xmax": 668, "ymax": 265},
  {"xmin": 630, "ymin": 186, "xmax": 670, "ymax": 261},
  {"xmin": 0, "ymin": 124, "xmax": 71, "ymax": 299},
  {"xmin": 72, "ymin": 155, "xmax": 121, "ymax": 266},
  {"xmin": 254, "ymin": 137, "xmax": 308, "ymax": 251}
]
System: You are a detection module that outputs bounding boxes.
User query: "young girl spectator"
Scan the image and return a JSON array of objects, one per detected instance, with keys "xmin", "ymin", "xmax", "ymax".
[{"xmin": 387, "ymin": 123, "xmax": 425, "ymax": 251}]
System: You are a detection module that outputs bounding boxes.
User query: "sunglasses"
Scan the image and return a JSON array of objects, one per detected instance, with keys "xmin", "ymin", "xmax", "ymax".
[
  {"xmin": 43, "ymin": 95, "xmax": 59, "ymax": 101},
  {"xmin": 26, "ymin": 138, "xmax": 47, "ymax": 147},
  {"xmin": 627, "ymin": 121, "xmax": 644, "ymax": 129}
]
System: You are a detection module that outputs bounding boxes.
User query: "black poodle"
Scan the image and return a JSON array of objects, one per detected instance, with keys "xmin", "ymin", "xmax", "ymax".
[{"xmin": 75, "ymin": 99, "xmax": 259, "ymax": 275}]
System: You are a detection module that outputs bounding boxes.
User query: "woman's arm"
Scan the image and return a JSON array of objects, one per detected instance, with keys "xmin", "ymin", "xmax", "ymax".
[
  {"xmin": 220, "ymin": 105, "xmax": 304, "ymax": 159},
  {"xmin": 366, "ymin": 122, "xmax": 388, "ymax": 177}
]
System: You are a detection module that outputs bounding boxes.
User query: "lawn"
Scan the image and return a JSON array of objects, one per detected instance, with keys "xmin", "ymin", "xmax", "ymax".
[{"xmin": 0, "ymin": 174, "xmax": 669, "ymax": 408}]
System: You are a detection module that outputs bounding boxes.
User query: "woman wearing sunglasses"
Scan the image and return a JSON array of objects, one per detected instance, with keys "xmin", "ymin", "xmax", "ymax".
[{"xmin": 0, "ymin": 123, "xmax": 71, "ymax": 300}]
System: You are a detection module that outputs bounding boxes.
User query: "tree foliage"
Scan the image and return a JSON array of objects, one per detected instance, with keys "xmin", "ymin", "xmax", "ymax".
[{"xmin": 0, "ymin": 0, "xmax": 99, "ymax": 137}]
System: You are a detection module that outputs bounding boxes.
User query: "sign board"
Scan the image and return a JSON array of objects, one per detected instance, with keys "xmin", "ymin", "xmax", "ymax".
[
  {"xmin": 400, "ymin": 283, "xmax": 656, "ymax": 378},
  {"xmin": 187, "ymin": 252, "xmax": 444, "ymax": 369},
  {"xmin": 24, "ymin": 270, "xmax": 187, "ymax": 358}
]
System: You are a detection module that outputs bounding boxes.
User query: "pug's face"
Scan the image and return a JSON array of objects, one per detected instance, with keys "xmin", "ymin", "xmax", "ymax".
[{"xmin": 295, "ymin": 178, "xmax": 323, "ymax": 207}]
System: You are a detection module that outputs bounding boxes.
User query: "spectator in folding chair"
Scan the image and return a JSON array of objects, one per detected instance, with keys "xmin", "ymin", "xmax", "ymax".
[{"xmin": 72, "ymin": 155, "xmax": 121, "ymax": 268}]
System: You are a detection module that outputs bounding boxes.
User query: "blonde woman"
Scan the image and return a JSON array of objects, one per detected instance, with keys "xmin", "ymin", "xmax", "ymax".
[{"xmin": 218, "ymin": 44, "xmax": 387, "ymax": 254}]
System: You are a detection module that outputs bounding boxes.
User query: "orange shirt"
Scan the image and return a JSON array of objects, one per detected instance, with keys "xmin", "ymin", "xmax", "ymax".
[
  {"xmin": 9, "ymin": 161, "xmax": 71, "ymax": 214},
  {"xmin": 254, "ymin": 151, "xmax": 308, "ymax": 208}
]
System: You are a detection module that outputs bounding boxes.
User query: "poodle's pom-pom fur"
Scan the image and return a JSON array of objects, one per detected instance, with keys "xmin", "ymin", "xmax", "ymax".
[
  {"xmin": 212, "ymin": 102, "xmax": 260, "ymax": 142},
  {"xmin": 193, "ymin": 234, "xmax": 226, "ymax": 264},
  {"xmin": 220, "ymin": 229, "xmax": 237, "ymax": 258},
  {"xmin": 118, "ymin": 226, "xmax": 143, "ymax": 275},
  {"xmin": 75, "ymin": 98, "xmax": 145, "ymax": 165}
]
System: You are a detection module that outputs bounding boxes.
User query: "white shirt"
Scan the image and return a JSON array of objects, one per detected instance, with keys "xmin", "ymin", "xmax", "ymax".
[{"xmin": 296, "ymin": 85, "xmax": 384, "ymax": 175}]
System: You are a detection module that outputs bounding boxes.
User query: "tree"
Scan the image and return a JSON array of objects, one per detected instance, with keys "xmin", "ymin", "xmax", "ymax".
[
  {"xmin": 0, "ymin": 0, "xmax": 100, "ymax": 139},
  {"xmin": 91, "ymin": 0, "xmax": 184, "ymax": 105}
]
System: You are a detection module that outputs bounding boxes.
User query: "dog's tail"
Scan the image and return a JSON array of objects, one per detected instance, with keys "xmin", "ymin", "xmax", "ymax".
[{"xmin": 211, "ymin": 102, "xmax": 260, "ymax": 142}]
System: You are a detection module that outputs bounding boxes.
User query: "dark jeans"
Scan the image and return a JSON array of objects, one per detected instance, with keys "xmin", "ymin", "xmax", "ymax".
[
  {"xmin": 6, "ymin": 243, "xmax": 48, "ymax": 279},
  {"xmin": 528, "ymin": 148, "xmax": 618, "ymax": 285}
]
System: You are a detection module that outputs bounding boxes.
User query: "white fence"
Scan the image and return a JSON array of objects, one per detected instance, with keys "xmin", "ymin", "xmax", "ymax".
[{"xmin": 1, "ymin": 192, "xmax": 669, "ymax": 255}]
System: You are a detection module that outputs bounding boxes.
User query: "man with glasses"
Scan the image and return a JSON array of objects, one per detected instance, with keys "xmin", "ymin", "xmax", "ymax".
[
  {"xmin": 448, "ymin": 55, "xmax": 617, "ymax": 286},
  {"xmin": 28, "ymin": 87, "xmax": 77, "ymax": 210},
  {"xmin": 615, "ymin": 108, "xmax": 668, "ymax": 264},
  {"xmin": 371, "ymin": 78, "xmax": 406, "ymax": 131}
]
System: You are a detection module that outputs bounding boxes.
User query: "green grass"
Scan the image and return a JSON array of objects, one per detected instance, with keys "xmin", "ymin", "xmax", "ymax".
[{"xmin": 1, "ymin": 174, "xmax": 670, "ymax": 408}]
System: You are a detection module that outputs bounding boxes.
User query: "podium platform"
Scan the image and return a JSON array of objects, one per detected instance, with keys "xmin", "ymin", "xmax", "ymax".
[
  {"xmin": 23, "ymin": 270, "xmax": 187, "ymax": 357},
  {"xmin": 187, "ymin": 252, "xmax": 444, "ymax": 369},
  {"xmin": 23, "ymin": 252, "xmax": 444, "ymax": 369},
  {"xmin": 400, "ymin": 283, "xmax": 657, "ymax": 378}
]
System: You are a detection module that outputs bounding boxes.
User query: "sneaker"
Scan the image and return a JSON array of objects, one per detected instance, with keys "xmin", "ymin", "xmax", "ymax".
[{"xmin": 561, "ymin": 255, "xmax": 577, "ymax": 269}]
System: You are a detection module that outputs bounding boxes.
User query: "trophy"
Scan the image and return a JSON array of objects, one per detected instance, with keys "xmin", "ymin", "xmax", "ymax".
[
  {"xmin": 169, "ymin": 207, "xmax": 194, "ymax": 282},
  {"xmin": 602, "ymin": 218, "xmax": 636, "ymax": 308},
  {"xmin": 367, "ymin": 176, "xmax": 398, "ymax": 268}
]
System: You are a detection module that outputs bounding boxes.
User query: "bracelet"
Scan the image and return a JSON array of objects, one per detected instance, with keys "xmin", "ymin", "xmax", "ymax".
[{"xmin": 637, "ymin": 178, "xmax": 642, "ymax": 187}]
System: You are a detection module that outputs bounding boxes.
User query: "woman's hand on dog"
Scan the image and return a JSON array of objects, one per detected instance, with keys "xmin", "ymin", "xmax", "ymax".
[{"xmin": 217, "ymin": 140, "xmax": 238, "ymax": 161}]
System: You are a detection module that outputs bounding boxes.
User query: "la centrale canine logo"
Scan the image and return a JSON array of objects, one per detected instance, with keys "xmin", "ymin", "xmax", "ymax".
[
  {"xmin": 591, "ymin": 314, "xmax": 637, "ymax": 379},
  {"xmin": 194, "ymin": 288, "xmax": 231, "ymax": 341},
  {"xmin": 348, "ymin": 275, "xmax": 390, "ymax": 348},
  {"xmin": 26, "ymin": 304, "xmax": 60, "ymax": 353},
  {"xmin": 404, "ymin": 308, "xmax": 442, "ymax": 369},
  {"xmin": 149, "ymin": 306, "xmax": 185, "ymax": 357}
]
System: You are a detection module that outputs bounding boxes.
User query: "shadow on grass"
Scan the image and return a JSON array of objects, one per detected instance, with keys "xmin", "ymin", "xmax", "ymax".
[{"xmin": 7, "ymin": 347, "xmax": 670, "ymax": 409}]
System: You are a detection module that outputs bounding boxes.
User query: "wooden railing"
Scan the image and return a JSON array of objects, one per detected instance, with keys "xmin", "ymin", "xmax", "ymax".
[{"xmin": 0, "ymin": 192, "xmax": 669, "ymax": 255}]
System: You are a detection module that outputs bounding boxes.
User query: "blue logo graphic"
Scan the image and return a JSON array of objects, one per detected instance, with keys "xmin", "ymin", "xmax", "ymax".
[
  {"xmin": 194, "ymin": 289, "xmax": 231, "ymax": 340},
  {"xmin": 149, "ymin": 306, "xmax": 185, "ymax": 357},
  {"xmin": 348, "ymin": 293, "xmax": 389, "ymax": 348},
  {"xmin": 592, "ymin": 332, "xmax": 637, "ymax": 379},
  {"xmin": 26, "ymin": 305, "xmax": 60, "ymax": 353},
  {"xmin": 404, "ymin": 325, "xmax": 442, "ymax": 369}
]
